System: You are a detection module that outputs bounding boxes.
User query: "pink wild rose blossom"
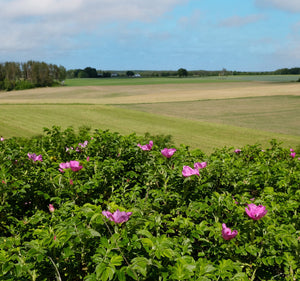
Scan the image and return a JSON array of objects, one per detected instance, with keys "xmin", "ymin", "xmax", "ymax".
[
  {"xmin": 182, "ymin": 166, "xmax": 200, "ymax": 177},
  {"xmin": 49, "ymin": 204, "xmax": 55, "ymax": 213},
  {"xmin": 234, "ymin": 149, "xmax": 242, "ymax": 153},
  {"xmin": 245, "ymin": 203, "xmax": 268, "ymax": 220},
  {"xmin": 290, "ymin": 152, "xmax": 296, "ymax": 158},
  {"xmin": 78, "ymin": 140, "xmax": 88, "ymax": 148},
  {"xmin": 161, "ymin": 148, "xmax": 176, "ymax": 158},
  {"xmin": 102, "ymin": 209, "xmax": 132, "ymax": 224},
  {"xmin": 69, "ymin": 160, "xmax": 83, "ymax": 171},
  {"xmin": 194, "ymin": 162, "xmax": 207, "ymax": 169},
  {"xmin": 222, "ymin": 223, "xmax": 238, "ymax": 240},
  {"xmin": 59, "ymin": 161, "xmax": 82, "ymax": 172},
  {"xmin": 137, "ymin": 141, "xmax": 153, "ymax": 151},
  {"xmin": 28, "ymin": 153, "xmax": 43, "ymax": 162},
  {"xmin": 59, "ymin": 162, "xmax": 70, "ymax": 172}
]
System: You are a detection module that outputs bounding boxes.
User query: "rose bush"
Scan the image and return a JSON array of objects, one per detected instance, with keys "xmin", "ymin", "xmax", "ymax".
[{"xmin": 0, "ymin": 126, "xmax": 299, "ymax": 280}]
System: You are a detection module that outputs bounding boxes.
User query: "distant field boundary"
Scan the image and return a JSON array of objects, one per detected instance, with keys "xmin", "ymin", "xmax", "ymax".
[{"xmin": 64, "ymin": 75, "xmax": 300, "ymax": 86}]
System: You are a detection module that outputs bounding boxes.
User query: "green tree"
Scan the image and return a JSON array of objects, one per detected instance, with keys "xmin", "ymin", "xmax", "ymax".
[
  {"xmin": 126, "ymin": 70, "xmax": 135, "ymax": 77},
  {"xmin": 58, "ymin": 65, "xmax": 67, "ymax": 81},
  {"xmin": 84, "ymin": 67, "xmax": 98, "ymax": 78},
  {"xmin": 177, "ymin": 68, "xmax": 188, "ymax": 77},
  {"xmin": 78, "ymin": 70, "xmax": 89, "ymax": 78},
  {"xmin": 103, "ymin": 71, "xmax": 111, "ymax": 78}
]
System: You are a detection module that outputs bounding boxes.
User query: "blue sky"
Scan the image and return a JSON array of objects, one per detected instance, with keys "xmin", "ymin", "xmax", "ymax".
[{"xmin": 1, "ymin": 0, "xmax": 300, "ymax": 71}]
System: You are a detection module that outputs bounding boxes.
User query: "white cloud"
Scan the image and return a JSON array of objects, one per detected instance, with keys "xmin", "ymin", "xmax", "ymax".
[
  {"xmin": 0, "ymin": 0, "xmax": 187, "ymax": 61},
  {"xmin": 218, "ymin": 14, "xmax": 265, "ymax": 27},
  {"xmin": 0, "ymin": 0, "xmax": 187, "ymax": 22},
  {"xmin": 255, "ymin": 0, "xmax": 300, "ymax": 13}
]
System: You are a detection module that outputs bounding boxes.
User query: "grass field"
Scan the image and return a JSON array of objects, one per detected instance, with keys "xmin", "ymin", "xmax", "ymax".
[
  {"xmin": 0, "ymin": 77, "xmax": 299, "ymax": 153},
  {"xmin": 116, "ymin": 95, "xmax": 300, "ymax": 136},
  {"xmin": 63, "ymin": 75, "xmax": 300, "ymax": 86}
]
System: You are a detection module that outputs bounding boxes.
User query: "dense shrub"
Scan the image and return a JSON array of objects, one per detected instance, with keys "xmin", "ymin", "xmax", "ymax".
[
  {"xmin": 0, "ymin": 127, "xmax": 299, "ymax": 280},
  {"xmin": 0, "ymin": 61, "xmax": 66, "ymax": 91}
]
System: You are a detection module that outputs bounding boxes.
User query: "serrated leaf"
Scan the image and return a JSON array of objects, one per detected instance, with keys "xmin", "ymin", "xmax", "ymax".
[
  {"xmin": 110, "ymin": 255, "xmax": 123, "ymax": 267},
  {"xmin": 88, "ymin": 228, "xmax": 101, "ymax": 237},
  {"xmin": 96, "ymin": 263, "xmax": 115, "ymax": 281},
  {"xmin": 141, "ymin": 238, "xmax": 154, "ymax": 249}
]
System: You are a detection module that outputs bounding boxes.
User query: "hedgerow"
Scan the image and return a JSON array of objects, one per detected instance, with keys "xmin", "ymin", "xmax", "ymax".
[{"xmin": 0, "ymin": 126, "xmax": 299, "ymax": 280}]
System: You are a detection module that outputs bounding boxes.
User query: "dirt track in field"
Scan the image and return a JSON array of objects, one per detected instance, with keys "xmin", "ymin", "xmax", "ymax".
[{"xmin": 0, "ymin": 81, "xmax": 299, "ymax": 104}]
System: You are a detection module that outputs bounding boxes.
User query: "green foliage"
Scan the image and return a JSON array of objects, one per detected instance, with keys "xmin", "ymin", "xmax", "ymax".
[
  {"xmin": 0, "ymin": 61, "xmax": 67, "ymax": 91},
  {"xmin": 177, "ymin": 68, "xmax": 188, "ymax": 77},
  {"xmin": 0, "ymin": 127, "xmax": 299, "ymax": 280},
  {"xmin": 126, "ymin": 71, "xmax": 135, "ymax": 77}
]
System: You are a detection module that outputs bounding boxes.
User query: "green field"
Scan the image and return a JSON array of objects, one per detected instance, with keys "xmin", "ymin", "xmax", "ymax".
[
  {"xmin": 0, "ymin": 77, "xmax": 299, "ymax": 153},
  {"xmin": 64, "ymin": 75, "xmax": 300, "ymax": 86},
  {"xmin": 116, "ymin": 95, "xmax": 300, "ymax": 136}
]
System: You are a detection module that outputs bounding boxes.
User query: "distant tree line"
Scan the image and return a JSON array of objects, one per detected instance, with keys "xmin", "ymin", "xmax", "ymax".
[
  {"xmin": 67, "ymin": 67, "xmax": 99, "ymax": 78},
  {"xmin": 273, "ymin": 67, "xmax": 300, "ymax": 75},
  {"xmin": 67, "ymin": 67, "xmax": 112, "ymax": 78},
  {"xmin": 0, "ymin": 61, "xmax": 66, "ymax": 91},
  {"xmin": 66, "ymin": 66, "xmax": 300, "ymax": 80}
]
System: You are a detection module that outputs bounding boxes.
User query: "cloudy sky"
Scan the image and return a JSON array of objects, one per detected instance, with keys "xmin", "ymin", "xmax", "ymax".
[{"xmin": 1, "ymin": 0, "xmax": 300, "ymax": 71}]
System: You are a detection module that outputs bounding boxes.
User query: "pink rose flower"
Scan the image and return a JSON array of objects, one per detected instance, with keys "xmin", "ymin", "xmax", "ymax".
[
  {"xmin": 49, "ymin": 204, "xmax": 55, "ymax": 213},
  {"xmin": 78, "ymin": 140, "xmax": 88, "ymax": 148},
  {"xmin": 290, "ymin": 152, "xmax": 296, "ymax": 158},
  {"xmin": 161, "ymin": 148, "xmax": 176, "ymax": 158},
  {"xmin": 69, "ymin": 160, "xmax": 83, "ymax": 172},
  {"xmin": 182, "ymin": 166, "xmax": 200, "ymax": 177},
  {"xmin": 222, "ymin": 223, "xmax": 238, "ymax": 240},
  {"xmin": 194, "ymin": 162, "xmax": 207, "ymax": 169},
  {"xmin": 137, "ymin": 141, "xmax": 153, "ymax": 151},
  {"xmin": 245, "ymin": 203, "xmax": 268, "ymax": 220},
  {"xmin": 59, "ymin": 162, "xmax": 70, "ymax": 170},
  {"xmin": 102, "ymin": 209, "xmax": 132, "ymax": 224},
  {"xmin": 59, "ymin": 161, "xmax": 82, "ymax": 172},
  {"xmin": 28, "ymin": 153, "xmax": 43, "ymax": 162}
]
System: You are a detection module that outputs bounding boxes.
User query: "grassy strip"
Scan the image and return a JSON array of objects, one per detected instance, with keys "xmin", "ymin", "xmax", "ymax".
[
  {"xmin": 116, "ymin": 95, "xmax": 300, "ymax": 136},
  {"xmin": 64, "ymin": 77, "xmax": 237, "ymax": 86},
  {"xmin": 0, "ymin": 104, "xmax": 299, "ymax": 153},
  {"xmin": 64, "ymin": 75, "xmax": 300, "ymax": 86}
]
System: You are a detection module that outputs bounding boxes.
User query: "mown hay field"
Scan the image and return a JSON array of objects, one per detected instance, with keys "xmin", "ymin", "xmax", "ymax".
[{"xmin": 0, "ymin": 78, "xmax": 299, "ymax": 153}]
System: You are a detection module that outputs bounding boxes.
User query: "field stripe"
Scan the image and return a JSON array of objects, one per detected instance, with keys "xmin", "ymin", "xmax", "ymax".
[
  {"xmin": 0, "ymin": 104, "xmax": 299, "ymax": 153},
  {"xmin": 0, "ymin": 82, "xmax": 299, "ymax": 105}
]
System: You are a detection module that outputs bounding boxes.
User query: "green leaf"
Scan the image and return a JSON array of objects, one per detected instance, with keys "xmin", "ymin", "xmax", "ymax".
[
  {"xmin": 95, "ymin": 263, "xmax": 115, "ymax": 281},
  {"xmin": 130, "ymin": 257, "xmax": 151, "ymax": 277},
  {"xmin": 110, "ymin": 255, "xmax": 123, "ymax": 267},
  {"xmin": 141, "ymin": 238, "xmax": 154, "ymax": 249},
  {"xmin": 88, "ymin": 228, "xmax": 101, "ymax": 237}
]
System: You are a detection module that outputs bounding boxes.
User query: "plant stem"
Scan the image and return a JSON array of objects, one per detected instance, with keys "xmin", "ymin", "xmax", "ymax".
[
  {"xmin": 102, "ymin": 217, "xmax": 140, "ymax": 281},
  {"xmin": 48, "ymin": 256, "xmax": 62, "ymax": 281}
]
